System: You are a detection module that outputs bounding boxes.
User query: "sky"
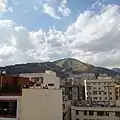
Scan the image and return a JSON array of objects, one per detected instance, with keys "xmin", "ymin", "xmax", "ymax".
[{"xmin": 0, "ymin": 0, "xmax": 120, "ymax": 68}]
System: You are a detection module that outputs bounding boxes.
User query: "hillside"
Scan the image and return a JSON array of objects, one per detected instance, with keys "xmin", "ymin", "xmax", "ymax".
[
  {"xmin": 112, "ymin": 68, "xmax": 120, "ymax": 73},
  {"xmin": 53, "ymin": 58, "xmax": 93, "ymax": 72},
  {"xmin": 0, "ymin": 58, "xmax": 119, "ymax": 77}
]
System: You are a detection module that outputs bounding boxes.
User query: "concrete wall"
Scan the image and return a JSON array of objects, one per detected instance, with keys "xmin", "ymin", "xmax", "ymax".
[
  {"xmin": 20, "ymin": 89, "xmax": 62, "ymax": 120},
  {"xmin": 71, "ymin": 106, "xmax": 120, "ymax": 120},
  {"xmin": 84, "ymin": 79, "xmax": 116, "ymax": 105}
]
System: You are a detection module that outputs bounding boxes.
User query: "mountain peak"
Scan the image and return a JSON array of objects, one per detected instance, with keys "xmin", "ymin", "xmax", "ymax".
[{"xmin": 53, "ymin": 57, "xmax": 92, "ymax": 72}]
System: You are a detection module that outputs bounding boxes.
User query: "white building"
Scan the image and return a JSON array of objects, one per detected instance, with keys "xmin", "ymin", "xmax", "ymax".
[
  {"xmin": 84, "ymin": 77, "xmax": 116, "ymax": 105},
  {"xmin": 20, "ymin": 70, "xmax": 59, "ymax": 89},
  {"xmin": 71, "ymin": 106, "xmax": 120, "ymax": 120},
  {"xmin": 0, "ymin": 88, "xmax": 62, "ymax": 120}
]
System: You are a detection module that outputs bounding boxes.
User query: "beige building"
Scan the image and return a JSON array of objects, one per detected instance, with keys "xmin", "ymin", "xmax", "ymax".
[
  {"xmin": 0, "ymin": 89, "xmax": 62, "ymax": 120},
  {"xmin": 84, "ymin": 77, "xmax": 116, "ymax": 105},
  {"xmin": 71, "ymin": 106, "xmax": 120, "ymax": 120},
  {"xmin": 20, "ymin": 88, "xmax": 62, "ymax": 120},
  {"xmin": 20, "ymin": 70, "xmax": 59, "ymax": 89},
  {"xmin": 115, "ymin": 84, "xmax": 120, "ymax": 100}
]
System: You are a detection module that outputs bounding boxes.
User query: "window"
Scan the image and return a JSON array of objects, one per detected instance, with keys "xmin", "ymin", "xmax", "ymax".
[
  {"xmin": 76, "ymin": 119, "xmax": 79, "ymax": 120},
  {"xmin": 99, "ymin": 92, "xmax": 101, "ymax": 95},
  {"xmin": 99, "ymin": 97, "xmax": 102, "ymax": 100},
  {"xmin": 104, "ymin": 92, "xmax": 107, "ymax": 95},
  {"xmin": 89, "ymin": 92, "xmax": 92, "ymax": 95},
  {"xmin": 84, "ymin": 111, "xmax": 87, "ymax": 115},
  {"xmin": 76, "ymin": 110, "xmax": 79, "ymax": 115},
  {"xmin": 105, "ymin": 112, "xmax": 109, "ymax": 116},
  {"xmin": 48, "ymin": 83, "xmax": 54, "ymax": 86},
  {"xmin": 97, "ymin": 111, "xmax": 104, "ymax": 116},
  {"xmin": 89, "ymin": 111, "xmax": 94, "ymax": 116},
  {"xmin": 110, "ymin": 92, "xmax": 112, "ymax": 95},
  {"xmin": 115, "ymin": 112, "xmax": 120, "ymax": 117},
  {"xmin": 110, "ymin": 97, "xmax": 112, "ymax": 100},
  {"xmin": 105, "ymin": 97, "xmax": 107, "ymax": 100},
  {"xmin": 94, "ymin": 97, "xmax": 97, "ymax": 100},
  {"xmin": 99, "ymin": 87, "xmax": 100, "ymax": 90},
  {"xmin": 0, "ymin": 100, "xmax": 17, "ymax": 118},
  {"xmin": 93, "ymin": 91, "xmax": 97, "ymax": 95}
]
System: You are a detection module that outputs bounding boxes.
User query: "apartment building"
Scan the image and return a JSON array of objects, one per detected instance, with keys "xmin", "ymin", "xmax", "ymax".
[
  {"xmin": 84, "ymin": 77, "xmax": 116, "ymax": 105},
  {"xmin": 20, "ymin": 70, "xmax": 59, "ymax": 89},
  {"xmin": 115, "ymin": 84, "xmax": 120, "ymax": 100},
  {"xmin": 60, "ymin": 84, "xmax": 85, "ymax": 101},
  {"xmin": 69, "ymin": 73, "xmax": 96, "ymax": 80},
  {"xmin": 0, "ymin": 96, "xmax": 20, "ymax": 120},
  {"xmin": 71, "ymin": 106, "xmax": 120, "ymax": 120},
  {"xmin": 0, "ymin": 88, "xmax": 62, "ymax": 120}
]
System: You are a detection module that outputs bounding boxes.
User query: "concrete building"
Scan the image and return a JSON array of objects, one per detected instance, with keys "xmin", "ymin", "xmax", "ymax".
[
  {"xmin": 84, "ymin": 77, "xmax": 116, "ymax": 105},
  {"xmin": 0, "ymin": 75, "xmax": 29, "ymax": 88},
  {"xmin": 60, "ymin": 84, "xmax": 85, "ymax": 101},
  {"xmin": 0, "ymin": 88, "xmax": 62, "ymax": 120},
  {"xmin": 71, "ymin": 106, "xmax": 120, "ymax": 120},
  {"xmin": 20, "ymin": 70, "xmax": 59, "ymax": 89},
  {"xmin": 115, "ymin": 84, "xmax": 120, "ymax": 100},
  {"xmin": 0, "ymin": 96, "xmax": 20, "ymax": 120},
  {"xmin": 20, "ymin": 88, "xmax": 62, "ymax": 120}
]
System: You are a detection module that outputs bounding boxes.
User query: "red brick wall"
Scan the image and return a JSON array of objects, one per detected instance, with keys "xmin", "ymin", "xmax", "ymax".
[{"xmin": 0, "ymin": 75, "xmax": 29, "ymax": 88}]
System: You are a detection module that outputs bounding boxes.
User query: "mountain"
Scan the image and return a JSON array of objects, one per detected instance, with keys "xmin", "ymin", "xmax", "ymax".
[
  {"xmin": 0, "ymin": 62, "xmax": 63, "ymax": 76},
  {"xmin": 112, "ymin": 68, "xmax": 120, "ymax": 73},
  {"xmin": 0, "ymin": 58, "xmax": 119, "ymax": 77},
  {"xmin": 53, "ymin": 58, "xmax": 119, "ymax": 76},
  {"xmin": 53, "ymin": 58, "xmax": 93, "ymax": 72}
]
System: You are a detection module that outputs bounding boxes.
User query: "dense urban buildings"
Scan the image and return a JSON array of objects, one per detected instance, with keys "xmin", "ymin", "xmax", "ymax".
[
  {"xmin": 84, "ymin": 76, "xmax": 116, "ymax": 105},
  {"xmin": 1, "ymin": 69, "xmax": 120, "ymax": 120},
  {"xmin": 0, "ymin": 70, "xmax": 62, "ymax": 120},
  {"xmin": 20, "ymin": 70, "xmax": 59, "ymax": 89},
  {"xmin": 71, "ymin": 105, "xmax": 120, "ymax": 120}
]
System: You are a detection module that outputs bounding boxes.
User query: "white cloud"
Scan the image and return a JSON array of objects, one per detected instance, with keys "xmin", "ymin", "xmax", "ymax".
[
  {"xmin": 1, "ymin": 4, "xmax": 120, "ymax": 68},
  {"xmin": 43, "ymin": 3, "xmax": 61, "ymax": 19},
  {"xmin": 58, "ymin": 0, "xmax": 71, "ymax": 17},
  {"xmin": 42, "ymin": 0, "xmax": 71, "ymax": 19},
  {"xmin": 0, "ymin": 0, "xmax": 7, "ymax": 12}
]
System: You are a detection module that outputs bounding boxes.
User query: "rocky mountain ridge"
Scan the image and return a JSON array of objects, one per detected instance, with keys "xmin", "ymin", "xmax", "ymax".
[{"xmin": 0, "ymin": 58, "xmax": 119, "ymax": 77}]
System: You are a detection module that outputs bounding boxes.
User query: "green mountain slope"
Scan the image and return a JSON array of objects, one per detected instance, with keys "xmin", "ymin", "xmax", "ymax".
[{"xmin": 53, "ymin": 58, "xmax": 93, "ymax": 72}]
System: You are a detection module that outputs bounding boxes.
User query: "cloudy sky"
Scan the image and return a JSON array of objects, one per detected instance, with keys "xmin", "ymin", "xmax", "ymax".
[{"xmin": 0, "ymin": 0, "xmax": 120, "ymax": 68}]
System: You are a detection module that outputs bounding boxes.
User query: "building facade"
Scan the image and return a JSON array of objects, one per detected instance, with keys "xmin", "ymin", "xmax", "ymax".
[
  {"xmin": 0, "ymin": 96, "xmax": 20, "ymax": 120},
  {"xmin": 60, "ymin": 84, "xmax": 85, "ymax": 101},
  {"xmin": 115, "ymin": 84, "xmax": 120, "ymax": 100},
  {"xmin": 20, "ymin": 70, "xmax": 59, "ymax": 89},
  {"xmin": 84, "ymin": 77, "xmax": 116, "ymax": 105},
  {"xmin": 20, "ymin": 88, "xmax": 62, "ymax": 120},
  {"xmin": 71, "ymin": 106, "xmax": 120, "ymax": 120}
]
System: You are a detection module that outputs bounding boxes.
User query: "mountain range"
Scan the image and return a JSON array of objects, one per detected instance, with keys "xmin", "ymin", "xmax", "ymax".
[
  {"xmin": 0, "ymin": 58, "xmax": 119, "ymax": 77},
  {"xmin": 112, "ymin": 68, "xmax": 120, "ymax": 73}
]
